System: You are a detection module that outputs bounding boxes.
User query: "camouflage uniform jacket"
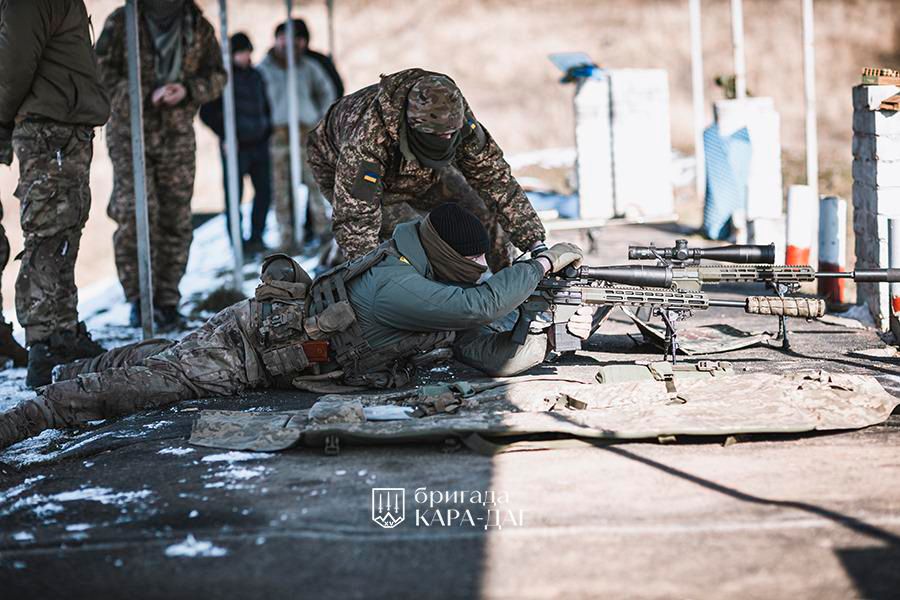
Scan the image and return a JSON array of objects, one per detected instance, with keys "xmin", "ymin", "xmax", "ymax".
[
  {"xmin": 308, "ymin": 68, "xmax": 545, "ymax": 259},
  {"xmin": 95, "ymin": 2, "xmax": 226, "ymax": 137}
]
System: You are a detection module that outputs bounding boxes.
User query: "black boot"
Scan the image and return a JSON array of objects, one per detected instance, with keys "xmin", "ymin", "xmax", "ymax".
[
  {"xmin": 154, "ymin": 305, "xmax": 185, "ymax": 332},
  {"xmin": 129, "ymin": 301, "xmax": 141, "ymax": 328},
  {"xmin": 26, "ymin": 323, "xmax": 105, "ymax": 389},
  {"xmin": 0, "ymin": 321, "xmax": 27, "ymax": 368}
]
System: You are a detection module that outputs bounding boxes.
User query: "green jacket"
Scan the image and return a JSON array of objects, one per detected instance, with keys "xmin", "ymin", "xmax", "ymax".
[
  {"xmin": 0, "ymin": 0, "xmax": 110, "ymax": 148},
  {"xmin": 347, "ymin": 220, "xmax": 544, "ymax": 350}
]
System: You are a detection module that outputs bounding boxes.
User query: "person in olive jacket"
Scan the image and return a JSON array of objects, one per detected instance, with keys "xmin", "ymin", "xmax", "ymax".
[{"xmin": 0, "ymin": 0, "xmax": 111, "ymax": 387}]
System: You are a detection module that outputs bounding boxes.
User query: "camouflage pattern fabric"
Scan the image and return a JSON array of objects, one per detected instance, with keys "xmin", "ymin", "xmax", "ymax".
[
  {"xmin": 270, "ymin": 125, "xmax": 330, "ymax": 250},
  {"xmin": 189, "ymin": 371, "xmax": 900, "ymax": 452},
  {"xmin": 38, "ymin": 299, "xmax": 266, "ymax": 429},
  {"xmin": 95, "ymin": 3, "xmax": 225, "ymax": 306},
  {"xmin": 306, "ymin": 68, "xmax": 544, "ymax": 270},
  {"xmin": 11, "ymin": 121, "xmax": 96, "ymax": 344},
  {"xmin": 406, "ymin": 75, "xmax": 465, "ymax": 134}
]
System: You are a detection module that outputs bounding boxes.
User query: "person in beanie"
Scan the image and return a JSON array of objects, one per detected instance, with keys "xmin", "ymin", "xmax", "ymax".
[
  {"xmin": 307, "ymin": 68, "xmax": 547, "ymax": 273},
  {"xmin": 200, "ymin": 32, "xmax": 273, "ymax": 253},
  {"xmin": 258, "ymin": 19, "xmax": 337, "ymax": 252},
  {"xmin": 0, "ymin": 205, "xmax": 589, "ymax": 450}
]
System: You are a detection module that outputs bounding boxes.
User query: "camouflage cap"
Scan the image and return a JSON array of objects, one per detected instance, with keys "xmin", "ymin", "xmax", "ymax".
[{"xmin": 406, "ymin": 75, "xmax": 465, "ymax": 135}]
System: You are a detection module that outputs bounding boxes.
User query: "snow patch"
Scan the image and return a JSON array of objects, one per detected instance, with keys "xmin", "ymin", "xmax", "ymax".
[
  {"xmin": 12, "ymin": 531, "xmax": 34, "ymax": 542},
  {"xmin": 1, "ymin": 486, "xmax": 153, "ymax": 518},
  {"xmin": 200, "ymin": 451, "xmax": 272, "ymax": 463},
  {"xmin": 65, "ymin": 523, "xmax": 93, "ymax": 532},
  {"xmin": 142, "ymin": 420, "xmax": 173, "ymax": 430},
  {"xmin": 164, "ymin": 534, "xmax": 228, "ymax": 558},
  {"xmin": 158, "ymin": 447, "xmax": 195, "ymax": 456}
]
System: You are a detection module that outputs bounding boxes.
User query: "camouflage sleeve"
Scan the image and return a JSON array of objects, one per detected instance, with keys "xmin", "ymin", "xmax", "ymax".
[
  {"xmin": 184, "ymin": 17, "xmax": 226, "ymax": 106},
  {"xmin": 331, "ymin": 144, "xmax": 388, "ymax": 260},
  {"xmin": 94, "ymin": 9, "xmax": 128, "ymax": 101},
  {"xmin": 455, "ymin": 117, "xmax": 546, "ymax": 251}
]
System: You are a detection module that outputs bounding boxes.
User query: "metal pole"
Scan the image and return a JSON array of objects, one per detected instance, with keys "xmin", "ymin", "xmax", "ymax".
[
  {"xmin": 730, "ymin": 0, "xmax": 747, "ymax": 99},
  {"xmin": 125, "ymin": 0, "xmax": 154, "ymax": 339},
  {"xmin": 689, "ymin": 0, "xmax": 706, "ymax": 203},
  {"xmin": 326, "ymin": 0, "xmax": 335, "ymax": 58},
  {"xmin": 802, "ymin": 0, "xmax": 818, "ymax": 198},
  {"xmin": 218, "ymin": 0, "xmax": 244, "ymax": 288},
  {"xmin": 285, "ymin": 1, "xmax": 308, "ymax": 250}
]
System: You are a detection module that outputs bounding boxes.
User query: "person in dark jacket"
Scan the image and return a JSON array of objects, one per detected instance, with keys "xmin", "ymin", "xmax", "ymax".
[
  {"xmin": 0, "ymin": 0, "xmax": 111, "ymax": 387},
  {"xmin": 200, "ymin": 32, "xmax": 273, "ymax": 252}
]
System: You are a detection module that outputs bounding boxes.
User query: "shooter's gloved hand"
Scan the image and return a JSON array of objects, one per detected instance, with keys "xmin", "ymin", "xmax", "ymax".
[
  {"xmin": 536, "ymin": 242, "xmax": 583, "ymax": 273},
  {"xmin": 566, "ymin": 305, "xmax": 596, "ymax": 340}
]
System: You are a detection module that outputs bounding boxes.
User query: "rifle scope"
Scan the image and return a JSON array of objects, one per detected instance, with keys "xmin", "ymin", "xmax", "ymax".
[
  {"xmin": 567, "ymin": 265, "xmax": 673, "ymax": 288},
  {"xmin": 628, "ymin": 239, "xmax": 776, "ymax": 265}
]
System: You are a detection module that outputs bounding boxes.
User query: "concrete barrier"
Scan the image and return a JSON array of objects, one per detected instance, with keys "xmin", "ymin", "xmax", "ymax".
[
  {"xmin": 786, "ymin": 184, "xmax": 816, "ymax": 265},
  {"xmin": 817, "ymin": 196, "xmax": 847, "ymax": 304}
]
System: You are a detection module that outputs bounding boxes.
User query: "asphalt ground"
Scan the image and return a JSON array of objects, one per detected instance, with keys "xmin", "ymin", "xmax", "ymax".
[{"xmin": 1, "ymin": 221, "xmax": 898, "ymax": 599}]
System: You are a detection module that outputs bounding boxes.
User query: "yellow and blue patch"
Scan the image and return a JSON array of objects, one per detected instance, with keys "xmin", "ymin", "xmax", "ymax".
[{"xmin": 363, "ymin": 171, "xmax": 379, "ymax": 184}]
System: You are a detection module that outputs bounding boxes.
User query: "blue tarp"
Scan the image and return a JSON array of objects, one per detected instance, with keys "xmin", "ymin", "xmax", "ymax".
[
  {"xmin": 702, "ymin": 124, "xmax": 751, "ymax": 240},
  {"xmin": 527, "ymin": 191, "xmax": 580, "ymax": 220}
]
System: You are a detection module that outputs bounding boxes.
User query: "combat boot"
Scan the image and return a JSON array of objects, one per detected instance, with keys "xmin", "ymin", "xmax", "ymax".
[
  {"xmin": 0, "ymin": 394, "xmax": 59, "ymax": 450},
  {"xmin": 154, "ymin": 306, "xmax": 185, "ymax": 332},
  {"xmin": 26, "ymin": 323, "xmax": 105, "ymax": 388},
  {"xmin": 0, "ymin": 321, "xmax": 27, "ymax": 368}
]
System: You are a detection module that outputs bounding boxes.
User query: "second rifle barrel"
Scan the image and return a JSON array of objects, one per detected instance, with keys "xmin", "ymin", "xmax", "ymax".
[{"xmin": 815, "ymin": 268, "xmax": 900, "ymax": 282}]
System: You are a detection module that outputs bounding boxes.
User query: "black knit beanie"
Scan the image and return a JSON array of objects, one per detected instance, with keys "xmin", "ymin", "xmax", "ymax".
[
  {"xmin": 427, "ymin": 203, "xmax": 490, "ymax": 257},
  {"xmin": 231, "ymin": 32, "xmax": 253, "ymax": 54}
]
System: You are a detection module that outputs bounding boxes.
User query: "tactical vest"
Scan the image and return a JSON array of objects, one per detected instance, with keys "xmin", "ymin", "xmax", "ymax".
[
  {"xmin": 255, "ymin": 278, "xmax": 312, "ymax": 387},
  {"xmin": 307, "ymin": 240, "xmax": 456, "ymax": 388}
]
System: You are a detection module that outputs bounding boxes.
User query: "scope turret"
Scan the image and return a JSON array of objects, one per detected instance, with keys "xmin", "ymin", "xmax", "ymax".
[{"xmin": 628, "ymin": 239, "xmax": 776, "ymax": 265}]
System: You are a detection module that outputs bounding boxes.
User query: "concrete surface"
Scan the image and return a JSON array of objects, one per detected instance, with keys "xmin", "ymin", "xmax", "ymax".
[{"xmin": 1, "ymin": 220, "xmax": 899, "ymax": 599}]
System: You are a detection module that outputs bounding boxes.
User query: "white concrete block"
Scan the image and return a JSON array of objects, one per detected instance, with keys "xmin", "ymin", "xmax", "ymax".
[
  {"xmin": 852, "ymin": 181, "xmax": 900, "ymax": 218},
  {"xmin": 573, "ymin": 76, "xmax": 614, "ymax": 220},
  {"xmin": 607, "ymin": 69, "xmax": 674, "ymax": 219},
  {"xmin": 852, "ymin": 84, "xmax": 900, "ymax": 111},
  {"xmin": 713, "ymin": 98, "xmax": 783, "ymax": 220},
  {"xmin": 818, "ymin": 196, "xmax": 847, "ymax": 266}
]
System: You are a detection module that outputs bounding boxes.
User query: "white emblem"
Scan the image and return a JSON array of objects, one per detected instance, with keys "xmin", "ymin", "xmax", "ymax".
[{"xmin": 372, "ymin": 488, "xmax": 405, "ymax": 529}]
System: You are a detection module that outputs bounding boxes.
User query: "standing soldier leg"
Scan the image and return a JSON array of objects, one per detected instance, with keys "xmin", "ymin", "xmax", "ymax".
[
  {"xmin": 153, "ymin": 129, "xmax": 197, "ymax": 329},
  {"xmin": 270, "ymin": 127, "xmax": 294, "ymax": 252},
  {"xmin": 247, "ymin": 140, "xmax": 273, "ymax": 248},
  {"xmin": 12, "ymin": 122, "xmax": 105, "ymax": 387},
  {"xmin": 300, "ymin": 126, "xmax": 330, "ymax": 244},
  {"xmin": 0, "ymin": 201, "xmax": 27, "ymax": 367},
  {"xmin": 107, "ymin": 133, "xmax": 161, "ymax": 327}
]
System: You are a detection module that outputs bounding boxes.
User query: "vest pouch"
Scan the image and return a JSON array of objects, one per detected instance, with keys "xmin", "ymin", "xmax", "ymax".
[{"xmin": 261, "ymin": 343, "xmax": 310, "ymax": 378}]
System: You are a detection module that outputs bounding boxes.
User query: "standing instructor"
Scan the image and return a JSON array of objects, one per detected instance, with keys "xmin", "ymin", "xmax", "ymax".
[{"xmin": 0, "ymin": 0, "xmax": 111, "ymax": 386}]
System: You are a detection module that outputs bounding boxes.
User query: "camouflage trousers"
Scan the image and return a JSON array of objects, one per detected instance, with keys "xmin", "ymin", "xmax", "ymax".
[
  {"xmin": 11, "ymin": 121, "xmax": 95, "ymax": 344},
  {"xmin": 43, "ymin": 300, "xmax": 268, "ymax": 422},
  {"xmin": 0, "ymin": 194, "xmax": 9, "ymax": 318},
  {"xmin": 39, "ymin": 302, "xmax": 545, "ymax": 429},
  {"xmin": 107, "ymin": 125, "xmax": 196, "ymax": 307},
  {"xmin": 271, "ymin": 126, "xmax": 330, "ymax": 251}
]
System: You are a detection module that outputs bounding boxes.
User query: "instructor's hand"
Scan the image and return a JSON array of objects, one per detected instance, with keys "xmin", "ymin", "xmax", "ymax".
[
  {"xmin": 566, "ymin": 305, "xmax": 596, "ymax": 340},
  {"xmin": 537, "ymin": 242, "xmax": 583, "ymax": 273}
]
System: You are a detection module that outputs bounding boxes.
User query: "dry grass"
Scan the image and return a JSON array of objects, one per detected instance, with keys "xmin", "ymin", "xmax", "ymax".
[{"xmin": 1, "ymin": 0, "xmax": 897, "ymax": 313}]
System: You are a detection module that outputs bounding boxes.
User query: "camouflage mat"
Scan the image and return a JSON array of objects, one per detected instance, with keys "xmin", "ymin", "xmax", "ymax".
[
  {"xmin": 189, "ymin": 371, "xmax": 900, "ymax": 452},
  {"xmin": 623, "ymin": 308, "xmax": 778, "ymax": 355}
]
